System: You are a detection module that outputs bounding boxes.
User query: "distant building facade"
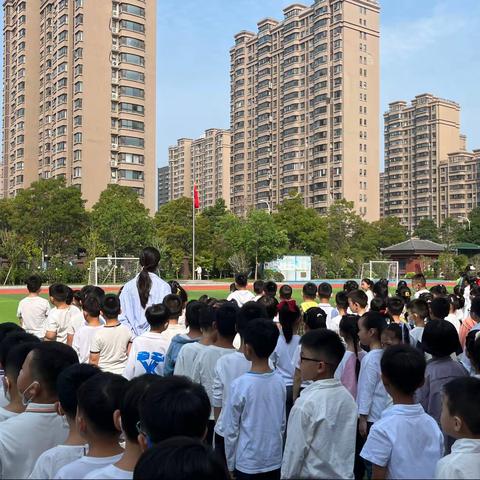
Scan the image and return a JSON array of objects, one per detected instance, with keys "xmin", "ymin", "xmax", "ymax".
[{"xmin": 157, "ymin": 166, "xmax": 169, "ymax": 208}]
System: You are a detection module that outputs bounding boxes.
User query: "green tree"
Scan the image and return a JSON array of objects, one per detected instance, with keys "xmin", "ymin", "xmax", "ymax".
[
  {"xmin": 413, "ymin": 218, "xmax": 439, "ymax": 242},
  {"xmin": 370, "ymin": 216, "xmax": 408, "ymax": 250},
  {"xmin": 457, "ymin": 208, "xmax": 480, "ymax": 244},
  {"xmin": 0, "ymin": 199, "xmax": 13, "ymax": 231},
  {"xmin": 439, "ymin": 217, "xmax": 461, "ymax": 251},
  {"xmin": 91, "ymin": 184, "xmax": 154, "ymax": 257},
  {"xmin": 9, "ymin": 178, "xmax": 87, "ymax": 257}
]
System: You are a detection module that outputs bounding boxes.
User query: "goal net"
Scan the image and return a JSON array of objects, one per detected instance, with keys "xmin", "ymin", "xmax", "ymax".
[
  {"xmin": 88, "ymin": 257, "xmax": 140, "ymax": 286},
  {"xmin": 360, "ymin": 261, "xmax": 399, "ymax": 285}
]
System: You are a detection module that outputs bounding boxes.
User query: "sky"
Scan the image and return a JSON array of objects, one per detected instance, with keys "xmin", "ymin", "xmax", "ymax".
[
  {"xmin": 156, "ymin": 0, "xmax": 480, "ymax": 167},
  {"xmin": 1, "ymin": 1, "xmax": 479, "ymax": 170}
]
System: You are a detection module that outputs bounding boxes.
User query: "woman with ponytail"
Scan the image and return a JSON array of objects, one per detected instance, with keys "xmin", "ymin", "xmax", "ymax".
[
  {"xmin": 271, "ymin": 299, "xmax": 301, "ymax": 418},
  {"xmin": 335, "ymin": 314, "xmax": 366, "ymax": 399},
  {"xmin": 119, "ymin": 247, "xmax": 171, "ymax": 336}
]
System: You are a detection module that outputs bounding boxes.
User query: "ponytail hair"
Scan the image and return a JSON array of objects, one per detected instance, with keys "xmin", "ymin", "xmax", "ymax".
[
  {"xmin": 278, "ymin": 300, "xmax": 300, "ymax": 344},
  {"xmin": 339, "ymin": 314, "xmax": 361, "ymax": 379},
  {"xmin": 137, "ymin": 247, "xmax": 161, "ymax": 309},
  {"xmin": 168, "ymin": 280, "xmax": 188, "ymax": 305}
]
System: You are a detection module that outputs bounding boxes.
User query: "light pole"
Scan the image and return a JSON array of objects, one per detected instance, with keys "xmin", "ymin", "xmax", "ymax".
[
  {"xmin": 460, "ymin": 217, "xmax": 471, "ymax": 231},
  {"xmin": 257, "ymin": 200, "xmax": 271, "ymax": 214}
]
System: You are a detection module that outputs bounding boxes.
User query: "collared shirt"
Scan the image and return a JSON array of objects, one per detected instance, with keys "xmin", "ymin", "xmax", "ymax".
[
  {"xmin": 173, "ymin": 341, "xmax": 207, "ymax": 379},
  {"xmin": 29, "ymin": 445, "xmax": 87, "ymax": 479},
  {"xmin": 226, "ymin": 290, "xmax": 255, "ymax": 307},
  {"xmin": 0, "ymin": 406, "xmax": 18, "ymax": 423},
  {"xmin": 435, "ymin": 438, "xmax": 480, "ymax": 479},
  {"xmin": 88, "ymin": 464, "xmax": 132, "ymax": 479},
  {"xmin": 212, "ymin": 351, "xmax": 251, "ymax": 437},
  {"xmin": 0, "ymin": 403, "xmax": 68, "ymax": 479},
  {"xmin": 56, "ymin": 453, "xmax": 123, "ymax": 479},
  {"xmin": 271, "ymin": 334, "xmax": 300, "ymax": 387},
  {"xmin": 281, "ymin": 379, "xmax": 357, "ymax": 479},
  {"xmin": 17, "ymin": 296, "xmax": 51, "ymax": 338},
  {"xmin": 356, "ymin": 348, "xmax": 392, "ymax": 422},
  {"xmin": 224, "ymin": 371, "xmax": 286, "ymax": 474},
  {"xmin": 118, "ymin": 272, "xmax": 171, "ymax": 337},
  {"xmin": 361, "ymin": 404, "xmax": 444, "ymax": 479}
]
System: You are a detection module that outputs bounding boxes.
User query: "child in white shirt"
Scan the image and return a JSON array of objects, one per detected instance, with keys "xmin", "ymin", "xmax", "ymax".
[
  {"xmin": 436, "ymin": 377, "xmax": 480, "ymax": 479},
  {"xmin": 317, "ymin": 282, "xmax": 339, "ymax": 326},
  {"xmin": 88, "ymin": 375, "xmax": 158, "ymax": 479},
  {"xmin": 357, "ymin": 312, "xmax": 391, "ymax": 438},
  {"xmin": 29, "ymin": 363, "xmax": 98, "ymax": 479},
  {"xmin": 328, "ymin": 291, "xmax": 349, "ymax": 334},
  {"xmin": 44, "ymin": 284, "xmax": 79, "ymax": 343},
  {"xmin": 192, "ymin": 303, "xmax": 237, "ymax": 445},
  {"xmin": 0, "ymin": 334, "xmax": 40, "ymax": 422},
  {"xmin": 226, "ymin": 273, "xmax": 255, "ymax": 307},
  {"xmin": 282, "ymin": 329, "xmax": 358, "ymax": 479},
  {"xmin": 123, "ymin": 304, "xmax": 171, "ymax": 379},
  {"xmin": 16, "ymin": 275, "xmax": 50, "ymax": 338},
  {"xmin": 407, "ymin": 298, "xmax": 429, "ymax": 347},
  {"xmin": 89, "ymin": 295, "xmax": 132, "ymax": 374},
  {"xmin": 160, "ymin": 294, "xmax": 187, "ymax": 347},
  {"xmin": 0, "ymin": 342, "xmax": 77, "ymax": 479},
  {"xmin": 361, "ymin": 345, "xmax": 444, "ymax": 479},
  {"xmin": 224, "ymin": 318, "xmax": 286, "ymax": 478},
  {"xmin": 55, "ymin": 372, "xmax": 127, "ymax": 479},
  {"xmin": 72, "ymin": 296, "xmax": 104, "ymax": 363}
]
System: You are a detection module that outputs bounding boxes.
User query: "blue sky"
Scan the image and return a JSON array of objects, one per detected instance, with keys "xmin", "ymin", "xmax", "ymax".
[
  {"xmin": 157, "ymin": 0, "xmax": 480, "ymax": 167},
  {"xmin": 1, "ymin": 1, "xmax": 478, "ymax": 169}
]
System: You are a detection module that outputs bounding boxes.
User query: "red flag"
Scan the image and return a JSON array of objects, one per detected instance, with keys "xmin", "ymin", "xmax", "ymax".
[{"xmin": 193, "ymin": 184, "xmax": 200, "ymax": 209}]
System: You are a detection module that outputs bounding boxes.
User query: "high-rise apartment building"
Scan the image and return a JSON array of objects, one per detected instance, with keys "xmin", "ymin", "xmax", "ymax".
[
  {"xmin": 230, "ymin": 0, "xmax": 380, "ymax": 220},
  {"xmin": 2, "ymin": 0, "xmax": 156, "ymax": 212},
  {"xmin": 169, "ymin": 129, "xmax": 231, "ymax": 210},
  {"xmin": 383, "ymin": 93, "xmax": 466, "ymax": 231},
  {"xmin": 157, "ymin": 165, "xmax": 169, "ymax": 209}
]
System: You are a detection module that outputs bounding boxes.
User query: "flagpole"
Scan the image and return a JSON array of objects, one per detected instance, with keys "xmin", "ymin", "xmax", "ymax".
[{"xmin": 192, "ymin": 187, "xmax": 195, "ymax": 281}]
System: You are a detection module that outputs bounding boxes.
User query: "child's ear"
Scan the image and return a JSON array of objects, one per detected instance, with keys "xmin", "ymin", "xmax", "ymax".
[
  {"xmin": 138, "ymin": 433, "xmax": 149, "ymax": 452},
  {"xmin": 55, "ymin": 401, "xmax": 64, "ymax": 416},
  {"xmin": 113, "ymin": 409, "xmax": 122, "ymax": 432},
  {"xmin": 453, "ymin": 415, "xmax": 463, "ymax": 433},
  {"xmin": 76, "ymin": 413, "xmax": 87, "ymax": 435}
]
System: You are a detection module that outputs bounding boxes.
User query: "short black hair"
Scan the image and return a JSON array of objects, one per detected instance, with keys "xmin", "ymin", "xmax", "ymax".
[
  {"xmin": 470, "ymin": 296, "xmax": 480, "ymax": 318},
  {"xmin": 82, "ymin": 286, "xmax": 106, "ymax": 306},
  {"xmin": 236, "ymin": 301, "xmax": 267, "ymax": 336},
  {"xmin": 168, "ymin": 281, "xmax": 188, "ymax": 304},
  {"xmin": 317, "ymin": 282, "xmax": 332, "ymax": 299},
  {"xmin": 430, "ymin": 284, "xmax": 448, "ymax": 297},
  {"xmin": 199, "ymin": 305, "xmax": 216, "ymax": 331},
  {"xmin": 303, "ymin": 307, "xmax": 327, "ymax": 330},
  {"xmin": 381, "ymin": 323, "xmax": 403, "ymax": 342},
  {"xmin": 234, "ymin": 273, "xmax": 248, "ymax": 288},
  {"xmin": 419, "ymin": 291, "xmax": 434, "ymax": 303},
  {"xmin": 381, "ymin": 344, "xmax": 426, "ymax": 394},
  {"xmin": 412, "ymin": 273, "xmax": 426, "ymax": 286},
  {"xmin": 263, "ymin": 281, "xmax": 277, "ymax": 297},
  {"xmin": 370, "ymin": 296, "xmax": 387, "ymax": 313},
  {"xmin": 448, "ymin": 293, "xmax": 464, "ymax": 311},
  {"xmin": 0, "ymin": 323, "xmax": 23, "ymax": 345},
  {"xmin": 372, "ymin": 281, "xmax": 389, "ymax": 300},
  {"xmin": 121, "ymin": 375, "xmax": 159, "ymax": 442},
  {"xmin": 466, "ymin": 330, "xmax": 480, "ymax": 372},
  {"xmin": 444, "ymin": 377, "xmax": 480, "ymax": 435},
  {"xmin": 253, "ymin": 280, "xmax": 264, "ymax": 295},
  {"xmin": 348, "ymin": 290, "xmax": 368, "ymax": 309},
  {"xmin": 82, "ymin": 295, "xmax": 101, "ymax": 317},
  {"xmin": 185, "ymin": 301, "xmax": 207, "ymax": 330},
  {"xmin": 343, "ymin": 280, "xmax": 359, "ymax": 293},
  {"xmin": 300, "ymin": 329, "xmax": 345, "ymax": 370},
  {"xmin": 139, "ymin": 376, "xmax": 210, "ymax": 444},
  {"xmin": 163, "ymin": 294, "xmax": 183, "ymax": 319},
  {"xmin": 4, "ymin": 342, "xmax": 40, "ymax": 383},
  {"xmin": 101, "ymin": 294, "xmax": 121, "ymax": 319},
  {"xmin": 430, "ymin": 297, "xmax": 450, "ymax": 320},
  {"xmin": 360, "ymin": 311, "xmax": 388, "ymax": 337},
  {"xmin": 256, "ymin": 295, "xmax": 279, "ymax": 321},
  {"xmin": 0, "ymin": 331, "xmax": 40, "ymax": 368},
  {"xmin": 145, "ymin": 304, "xmax": 170, "ymax": 328},
  {"xmin": 279, "ymin": 284, "xmax": 292, "ymax": 299},
  {"xmin": 386, "ymin": 296, "xmax": 405, "ymax": 316},
  {"xmin": 335, "ymin": 291, "xmax": 349, "ymax": 310},
  {"xmin": 57, "ymin": 364, "xmax": 99, "ymax": 418},
  {"xmin": 133, "ymin": 437, "xmax": 229, "ymax": 480},
  {"xmin": 66, "ymin": 287, "xmax": 74, "ymax": 305},
  {"xmin": 422, "ymin": 320, "xmax": 462, "ymax": 357},
  {"xmin": 214, "ymin": 302, "xmax": 238, "ymax": 337},
  {"xmin": 302, "ymin": 282, "xmax": 317, "ymax": 299},
  {"xmin": 26, "ymin": 275, "xmax": 42, "ymax": 293},
  {"xmin": 77, "ymin": 372, "xmax": 128, "ymax": 435},
  {"xmin": 49, "ymin": 283, "xmax": 69, "ymax": 303},
  {"xmin": 243, "ymin": 318, "xmax": 279, "ymax": 358},
  {"xmin": 407, "ymin": 299, "xmax": 429, "ymax": 319},
  {"xmin": 30, "ymin": 342, "xmax": 79, "ymax": 396}
]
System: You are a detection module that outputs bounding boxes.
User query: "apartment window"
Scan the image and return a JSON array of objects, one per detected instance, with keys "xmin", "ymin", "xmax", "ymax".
[
  {"xmin": 74, "ymin": 64, "xmax": 83, "ymax": 76},
  {"xmin": 58, "ymin": 14, "xmax": 68, "ymax": 26},
  {"xmin": 19, "ymin": 28, "xmax": 26, "ymax": 38},
  {"xmin": 120, "ymin": 86, "xmax": 144, "ymax": 98},
  {"xmin": 131, "ymin": 187, "xmax": 144, "ymax": 197},
  {"xmin": 118, "ymin": 169, "xmax": 144, "ymax": 181},
  {"xmin": 57, "ymin": 94, "xmax": 67, "ymax": 104},
  {"xmin": 74, "ymin": 150, "xmax": 82, "ymax": 161},
  {"xmin": 120, "ymin": 20, "xmax": 145, "ymax": 33},
  {"xmin": 119, "ymin": 136, "xmax": 144, "ymax": 147},
  {"xmin": 58, "ymin": 46, "xmax": 68, "ymax": 58},
  {"xmin": 74, "ymin": 115, "xmax": 82, "ymax": 126},
  {"xmin": 119, "ymin": 153, "xmax": 144, "ymax": 164},
  {"xmin": 74, "ymin": 48, "xmax": 83, "ymax": 59},
  {"xmin": 75, "ymin": 14, "xmax": 84, "ymax": 25},
  {"xmin": 56, "ymin": 141, "xmax": 66, "ymax": 152},
  {"xmin": 120, "ymin": 69, "xmax": 145, "ymax": 82},
  {"xmin": 120, "ymin": 119, "xmax": 144, "ymax": 131},
  {"xmin": 74, "ymin": 81, "xmax": 83, "ymax": 93},
  {"xmin": 121, "ymin": 3, "xmax": 145, "ymax": 17},
  {"xmin": 57, "ymin": 77, "xmax": 68, "ymax": 89},
  {"xmin": 58, "ymin": 30, "xmax": 68, "ymax": 42},
  {"xmin": 74, "ymin": 98, "xmax": 83, "ymax": 109},
  {"xmin": 59, "ymin": 0, "xmax": 68, "ymax": 10},
  {"xmin": 56, "ymin": 125, "xmax": 67, "ymax": 135},
  {"xmin": 119, "ymin": 102, "xmax": 144, "ymax": 114},
  {"xmin": 73, "ymin": 132, "xmax": 83, "ymax": 144},
  {"xmin": 120, "ymin": 53, "xmax": 144, "ymax": 66},
  {"xmin": 73, "ymin": 167, "xmax": 82, "ymax": 178},
  {"xmin": 75, "ymin": 0, "xmax": 83, "ymax": 7},
  {"xmin": 120, "ymin": 36, "xmax": 145, "ymax": 49},
  {"xmin": 57, "ymin": 62, "xmax": 67, "ymax": 74}
]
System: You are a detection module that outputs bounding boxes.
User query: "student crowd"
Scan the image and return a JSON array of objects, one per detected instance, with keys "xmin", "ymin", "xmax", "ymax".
[{"xmin": 0, "ymin": 249, "xmax": 479, "ymax": 480}]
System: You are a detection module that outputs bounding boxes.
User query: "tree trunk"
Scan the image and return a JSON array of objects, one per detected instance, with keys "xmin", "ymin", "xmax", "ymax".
[{"xmin": 255, "ymin": 252, "xmax": 258, "ymax": 280}]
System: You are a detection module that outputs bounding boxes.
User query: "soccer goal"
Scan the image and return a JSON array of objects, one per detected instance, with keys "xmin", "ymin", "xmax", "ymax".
[
  {"xmin": 88, "ymin": 257, "xmax": 140, "ymax": 286},
  {"xmin": 360, "ymin": 261, "xmax": 399, "ymax": 285}
]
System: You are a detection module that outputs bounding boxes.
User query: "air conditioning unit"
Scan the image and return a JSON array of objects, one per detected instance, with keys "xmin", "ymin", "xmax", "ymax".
[
  {"xmin": 110, "ymin": 160, "xmax": 118, "ymax": 167},
  {"xmin": 112, "ymin": 26, "xmax": 118, "ymax": 34},
  {"xmin": 111, "ymin": 92, "xmax": 118, "ymax": 100},
  {"xmin": 111, "ymin": 142, "xmax": 118, "ymax": 149},
  {"xmin": 112, "ymin": 59, "xmax": 118, "ymax": 67}
]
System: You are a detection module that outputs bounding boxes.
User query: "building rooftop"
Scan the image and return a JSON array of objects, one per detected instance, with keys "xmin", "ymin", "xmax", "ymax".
[{"xmin": 382, "ymin": 238, "xmax": 445, "ymax": 254}]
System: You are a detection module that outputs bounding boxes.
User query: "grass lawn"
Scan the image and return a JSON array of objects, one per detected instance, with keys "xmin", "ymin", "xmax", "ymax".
[{"xmin": 0, "ymin": 288, "xmax": 320, "ymax": 325}]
